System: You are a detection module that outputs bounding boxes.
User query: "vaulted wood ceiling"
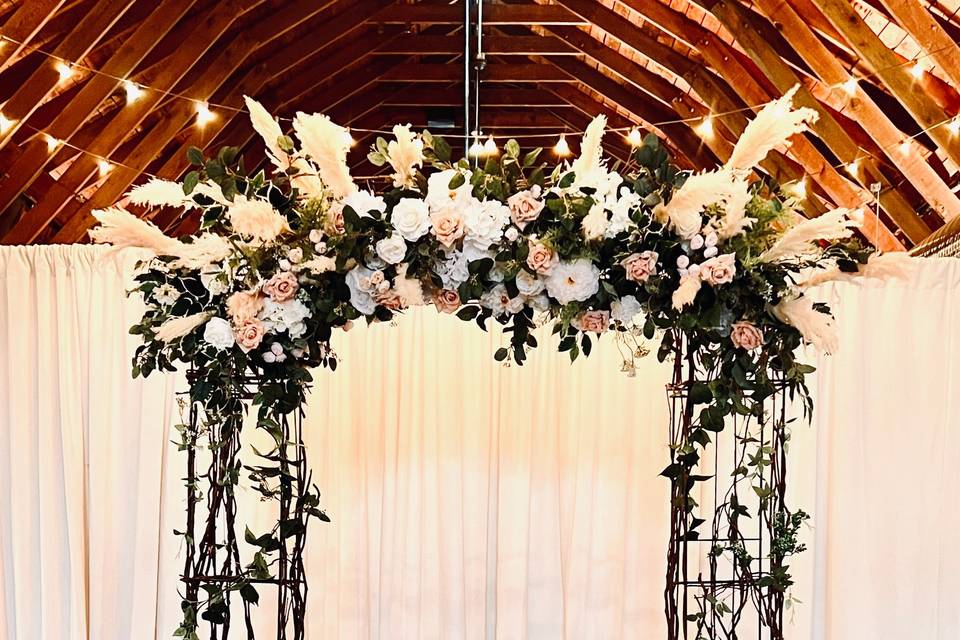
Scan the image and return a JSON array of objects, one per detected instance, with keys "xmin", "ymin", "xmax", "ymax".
[{"xmin": 1, "ymin": 0, "xmax": 959, "ymax": 251}]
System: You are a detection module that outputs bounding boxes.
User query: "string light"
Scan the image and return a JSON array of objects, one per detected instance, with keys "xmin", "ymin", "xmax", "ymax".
[
  {"xmin": 948, "ymin": 118, "xmax": 960, "ymax": 136},
  {"xmin": 846, "ymin": 158, "xmax": 860, "ymax": 176},
  {"xmin": 694, "ymin": 115, "xmax": 714, "ymax": 139},
  {"xmin": 347, "ymin": 128, "xmax": 357, "ymax": 148},
  {"xmin": 54, "ymin": 60, "xmax": 75, "ymax": 83},
  {"xmin": 898, "ymin": 139, "xmax": 911, "ymax": 155},
  {"xmin": 97, "ymin": 158, "xmax": 113, "ymax": 176},
  {"xmin": 468, "ymin": 132, "xmax": 484, "ymax": 158},
  {"xmin": 194, "ymin": 101, "xmax": 215, "ymax": 127},
  {"xmin": 123, "ymin": 79, "xmax": 144, "ymax": 103},
  {"xmin": 787, "ymin": 179, "xmax": 806, "ymax": 200},
  {"xmin": 909, "ymin": 61, "xmax": 925, "ymax": 80},
  {"xmin": 625, "ymin": 127, "xmax": 643, "ymax": 147},
  {"xmin": 553, "ymin": 133, "xmax": 571, "ymax": 157},
  {"xmin": 44, "ymin": 133, "xmax": 59, "ymax": 151},
  {"xmin": 0, "ymin": 113, "xmax": 15, "ymax": 134},
  {"xmin": 483, "ymin": 134, "xmax": 498, "ymax": 156},
  {"xmin": 842, "ymin": 77, "xmax": 858, "ymax": 97}
]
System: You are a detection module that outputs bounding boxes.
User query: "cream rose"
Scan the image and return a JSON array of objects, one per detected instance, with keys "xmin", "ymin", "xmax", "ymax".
[
  {"xmin": 235, "ymin": 319, "xmax": 266, "ymax": 352},
  {"xmin": 226, "ymin": 290, "xmax": 264, "ymax": 325},
  {"xmin": 324, "ymin": 208, "xmax": 346, "ymax": 235},
  {"xmin": 700, "ymin": 253, "xmax": 736, "ymax": 285},
  {"xmin": 203, "ymin": 317, "xmax": 235, "ymax": 350},
  {"xmin": 730, "ymin": 321, "xmax": 763, "ymax": 350},
  {"xmin": 507, "ymin": 190, "xmax": 544, "ymax": 230},
  {"xmin": 432, "ymin": 289, "xmax": 461, "ymax": 314},
  {"xmin": 622, "ymin": 250, "xmax": 658, "ymax": 283},
  {"xmin": 576, "ymin": 310, "xmax": 610, "ymax": 333},
  {"xmin": 262, "ymin": 272, "xmax": 299, "ymax": 302},
  {"xmin": 375, "ymin": 234, "xmax": 407, "ymax": 265},
  {"xmin": 391, "ymin": 198, "xmax": 431, "ymax": 241},
  {"xmin": 526, "ymin": 239, "xmax": 558, "ymax": 275},
  {"xmin": 429, "ymin": 208, "xmax": 465, "ymax": 248}
]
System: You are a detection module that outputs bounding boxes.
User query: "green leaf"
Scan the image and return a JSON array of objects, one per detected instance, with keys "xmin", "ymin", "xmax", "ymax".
[
  {"xmin": 456, "ymin": 306, "xmax": 480, "ymax": 321},
  {"xmin": 494, "ymin": 347, "xmax": 509, "ymax": 362},
  {"xmin": 522, "ymin": 148, "xmax": 541, "ymax": 167},
  {"xmin": 689, "ymin": 382, "xmax": 713, "ymax": 405},
  {"xmin": 186, "ymin": 146, "xmax": 204, "ymax": 165},
  {"xmin": 434, "ymin": 136, "xmax": 451, "ymax": 162},
  {"xmin": 239, "ymin": 584, "xmax": 260, "ymax": 606},
  {"xmin": 504, "ymin": 139, "xmax": 520, "ymax": 158},
  {"xmin": 182, "ymin": 171, "xmax": 200, "ymax": 195},
  {"xmin": 448, "ymin": 172, "xmax": 466, "ymax": 190},
  {"xmin": 557, "ymin": 171, "xmax": 576, "ymax": 189}
]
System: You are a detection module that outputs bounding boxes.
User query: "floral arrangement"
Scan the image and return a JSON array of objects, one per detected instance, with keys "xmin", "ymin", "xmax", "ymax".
[{"xmin": 90, "ymin": 86, "xmax": 907, "ymax": 635}]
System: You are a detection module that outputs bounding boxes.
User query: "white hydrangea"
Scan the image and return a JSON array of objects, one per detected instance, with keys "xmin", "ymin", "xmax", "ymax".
[
  {"xmin": 611, "ymin": 295, "xmax": 643, "ymax": 326},
  {"xmin": 260, "ymin": 298, "xmax": 310, "ymax": 338},
  {"xmin": 434, "ymin": 251, "xmax": 470, "ymax": 289},
  {"xmin": 544, "ymin": 259, "xmax": 601, "ymax": 305}
]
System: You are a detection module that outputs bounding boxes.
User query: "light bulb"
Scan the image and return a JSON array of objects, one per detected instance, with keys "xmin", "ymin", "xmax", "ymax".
[
  {"xmin": 788, "ymin": 179, "xmax": 806, "ymax": 200},
  {"xmin": 483, "ymin": 135, "xmax": 498, "ymax": 156},
  {"xmin": 347, "ymin": 128, "xmax": 357, "ymax": 148},
  {"xmin": 55, "ymin": 60, "xmax": 75, "ymax": 82},
  {"xmin": 97, "ymin": 158, "xmax": 113, "ymax": 176},
  {"xmin": 625, "ymin": 127, "xmax": 643, "ymax": 147},
  {"xmin": 898, "ymin": 139, "xmax": 911, "ymax": 155},
  {"xmin": 910, "ymin": 61, "xmax": 925, "ymax": 80},
  {"xmin": 195, "ymin": 101, "xmax": 215, "ymax": 127},
  {"xmin": 842, "ymin": 77, "xmax": 858, "ymax": 97},
  {"xmin": 123, "ymin": 80, "xmax": 143, "ymax": 103},
  {"xmin": 846, "ymin": 158, "xmax": 860, "ymax": 176},
  {"xmin": 44, "ymin": 133, "xmax": 59, "ymax": 151},
  {"xmin": 553, "ymin": 133, "xmax": 571, "ymax": 157},
  {"xmin": 468, "ymin": 136, "xmax": 484, "ymax": 158},
  {"xmin": 948, "ymin": 118, "xmax": 960, "ymax": 136},
  {"xmin": 694, "ymin": 115, "xmax": 714, "ymax": 139},
  {"xmin": 0, "ymin": 113, "xmax": 15, "ymax": 134}
]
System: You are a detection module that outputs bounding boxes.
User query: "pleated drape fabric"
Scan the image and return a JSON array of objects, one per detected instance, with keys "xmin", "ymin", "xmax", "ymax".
[{"xmin": 2, "ymin": 246, "xmax": 959, "ymax": 639}]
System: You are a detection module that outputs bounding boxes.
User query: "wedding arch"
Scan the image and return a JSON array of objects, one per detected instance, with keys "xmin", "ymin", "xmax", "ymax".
[{"xmin": 92, "ymin": 87, "xmax": 903, "ymax": 639}]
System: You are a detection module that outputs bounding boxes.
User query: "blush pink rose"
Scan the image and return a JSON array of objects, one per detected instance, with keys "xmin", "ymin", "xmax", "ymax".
[
  {"xmin": 234, "ymin": 319, "xmax": 265, "ymax": 352},
  {"xmin": 429, "ymin": 209, "xmax": 465, "ymax": 248},
  {"xmin": 526, "ymin": 239, "xmax": 558, "ymax": 275},
  {"xmin": 507, "ymin": 190, "xmax": 545, "ymax": 230},
  {"xmin": 730, "ymin": 321, "xmax": 763, "ymax": 351},
  {"xmin": 622, "ymin": 250, "xmax": 658, "ymax": 283},
  {"xmin": 375, "ymin": 289, "xmax": 407, "ymax": 311},
  {"xmin": 576, "ymin": 310, "xmax": 610, "ymax": 333},
  {"xmin": 262, "ymin": 272, "xmax": 300, "ymax": 302},
  {"xmin": 700, "ymin": 253, "xmax": 736, "ymax": 285},
  {"xmin": 433, "ymin": 289, "xmax": 461, "ymax": 314},
  {"xmin": 226, "ymin": 290, "xmax": 264, "ymax": 325}
]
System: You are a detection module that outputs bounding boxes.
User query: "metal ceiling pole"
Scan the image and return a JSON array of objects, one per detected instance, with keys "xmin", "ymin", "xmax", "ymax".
[{"xmin": 463, "ymin": 0, "xmax": 472, "ymax": 150}]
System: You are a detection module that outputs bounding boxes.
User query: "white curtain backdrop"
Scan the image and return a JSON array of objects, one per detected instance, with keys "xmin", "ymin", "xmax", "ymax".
[{"xmin": 1, "ymin": 245, "xmax": 959, "ymax": 639}]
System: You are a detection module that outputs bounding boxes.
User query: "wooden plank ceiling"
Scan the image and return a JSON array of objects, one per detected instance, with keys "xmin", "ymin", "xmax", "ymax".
[{"xmin": 1, "ymin": 0, "xmax": 959, "ymax": 250}]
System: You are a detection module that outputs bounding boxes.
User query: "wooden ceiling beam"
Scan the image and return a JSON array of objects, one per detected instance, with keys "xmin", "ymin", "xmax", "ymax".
[
  {"xmin": 382, "ymin": 86, "xmax": 570, "ymax": 108},
  {"xmin": 1, "ymin": 0, "xmax": 264, "ymax": 244},
  {"xmin": 703, "ymin": 0, "xmax": 924, "ymax": 246},
  {"xmin": 875, "ymin": 0, "xmax": 960, "ymax": 92},
  {"xmin": 624, "ymin": 0, "xmax": 903, "ymax": 250},
  {"xmin": 754, "ymin": 0, "xmax": 960, "ymax": 222},
  {"xmin": 378, "ymin": 63, "xmax": 573, "ymax": 83},
  {"xmin": 0, "ymin": 0, "xmax": 68, "ymax": 71},
  {"xmin": 372, "ymin": 4, "xmax": 587, "ymax": 25},
  {"xmin": 0, "ymin": 0, "xmax": 136, "ymax": 148},
  {"xmin": 807, "ymin": 0, "xmax": 960, "ymax": 168},
  {"xmin": 373, "ymin": 35, "xmax": 577, "ymax": 56},
  {"xmin": 0, "ymin": 0, "xmax": 197, "ymax": 222}
]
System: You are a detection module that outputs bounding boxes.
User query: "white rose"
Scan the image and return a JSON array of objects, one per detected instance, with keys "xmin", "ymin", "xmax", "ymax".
[
  {"xmin": 288, "ymin": 247, "xmax": 303, "ymax": 263},
  {"xmin": 505, "ymin": 226, "xmax": 519, "ymax": 242},
  {"xmin": 515, "ymin": 270, "xmax": 544, "ymax": 296},
  {"xmin": 390, "ymin": 198, "xmax": 431, "ymax": 241},
  {"xmin": 345, "ymin": 266, "xmax": 378, "ymax": 315},
  {"xmin": 341, "ymin": 189, "xmax": 386, "ymax": 216},
  {"xmin": 375, "ymin": 234, "xmax": 408, "ymax": 264},
  {"xmin": 203, "ymin": 317, "xmax": 235, "ymax": 350},
  {"xmin": 544, "ymin": 259, "xmax": 601, "ymax": 305},
  {"xmin": 309, "ymin": 229, "xmax": 324, "ymax": 243},
  {"xmin": 463, "ymin": 199, "xmax": 510, "ymax": 252}
]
